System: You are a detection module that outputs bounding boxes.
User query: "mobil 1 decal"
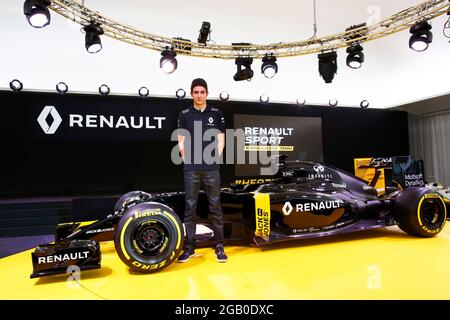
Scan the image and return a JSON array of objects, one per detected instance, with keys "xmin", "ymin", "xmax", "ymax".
[{"xmin": 233, "ymin": 114, "xmax": 323, "ymax": 177}]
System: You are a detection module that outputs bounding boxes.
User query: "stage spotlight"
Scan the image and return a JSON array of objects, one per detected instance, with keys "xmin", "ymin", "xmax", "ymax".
[
  {"xmin": 220, "ymin": 91, "xmax": 229, "ymax": 102},
  {"xmin": 329, "ymin": 99, "xmax": 338, "ymax": 107},
  {"xmin": 56, "ymin": 82, "xmax": 68, "ymax": 94},
  {"xmin": 23, "ymin": 0, "xmax": 51, "ymax": 28},
  {"xmin": 360, "ymin": 100, "xmax": 369, "ymax": 108},
  {"xmin": 176, "ymin": 89, "xmax": 186, "ymax": 99},
  {"xmin": 260, "ymin": 94, "xmax": 269, "ymax": 104},
  {"xmin": 261, "ymin": 54, "xmax": 278, "ymax": 79},
  {"xmin": 138, "ymin": 87, "xmax": 149, "ymax": 98},
  {"xmin": 197, "ymin": 21, "xmax": 211, "ymax": 44},
  {"xmin": 99, "ymin": 84, "xmax": 110, "ymax": 96},
  {"xmin": 10, "ymin": 79, "xmax": 23, "ymax": 92},
  {"xmin": 346, "ymin": 44, "xmax": 364, "ymax": 69},
  {"xmin": 296, "ymin": 98, "xmax": 306, "ymax": 106},
  {"xmin": 160, "ymin": 49, "xmax": 178, "ymax": 74},
  {"xmin": 409, "ymin": 21, "xmax": 433, "ymax": 52},
  {"xmin": 84, "ymin": 23, "xmax": 104, "ymax": 54},
  {"xmin": 233, "ymin": 57, "xmax": 254, "ymax": 81},
  {"xmin": 318, "ymin": 51, "xmax": 337, "ymax": 83}
]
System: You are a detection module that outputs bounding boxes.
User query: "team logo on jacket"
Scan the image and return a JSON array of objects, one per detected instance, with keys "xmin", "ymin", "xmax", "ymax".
[{"xmin": 208, "ymin": 117, "xmax": 214, "ymax": 123}]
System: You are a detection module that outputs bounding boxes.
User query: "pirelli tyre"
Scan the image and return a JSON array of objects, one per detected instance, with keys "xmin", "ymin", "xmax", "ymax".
[
  {"xmin": 114, "ymin": 190, "xmax": 152, "ymax": 212},
  {"xmin": 114, "ymin": 202, "xmax": 184, "ymax": 273},
  {"xmin": 394, "ymin": 187, "xmax": 447, "ymax": 237}
]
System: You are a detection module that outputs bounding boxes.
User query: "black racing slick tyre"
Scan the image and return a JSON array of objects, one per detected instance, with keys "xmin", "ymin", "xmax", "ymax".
[
  {"xmin": 114, "ymin": 190, "xmax": 152, "ymax": 212},
  {"xmin": 394, "ymin": 187, "xmax": 447, "ymax": 237},
  {"xmin": 114, "ymin": 202, "xmax": 184, "ymax": 273}
]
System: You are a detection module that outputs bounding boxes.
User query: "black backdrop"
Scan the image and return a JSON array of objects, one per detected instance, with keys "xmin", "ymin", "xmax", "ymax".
[{"xmin": 0, "ymin": 90, "xmax": 409, "ymax": 197}]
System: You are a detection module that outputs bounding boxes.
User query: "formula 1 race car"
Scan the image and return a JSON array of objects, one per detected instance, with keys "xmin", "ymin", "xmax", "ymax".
[{"xmin": 30, "ymin": 158, "xmax": 448, "ymax": 278}]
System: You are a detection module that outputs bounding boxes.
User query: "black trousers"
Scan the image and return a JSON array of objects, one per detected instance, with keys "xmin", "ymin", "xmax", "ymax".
[{"xmin": 183, "ymin": 170, "xmax": 224, "ymax": 250}]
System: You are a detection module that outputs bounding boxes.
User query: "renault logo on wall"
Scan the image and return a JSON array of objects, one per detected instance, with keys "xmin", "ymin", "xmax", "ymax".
[{"xmin": 37, "ymin": 106, "xmax": 62, "ymax": 134}]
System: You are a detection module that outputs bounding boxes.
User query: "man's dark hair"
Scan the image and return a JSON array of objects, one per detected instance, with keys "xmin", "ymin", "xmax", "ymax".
[{"xmin": 191, "ymin": 78, "xmax": 208, "ymax": 93}]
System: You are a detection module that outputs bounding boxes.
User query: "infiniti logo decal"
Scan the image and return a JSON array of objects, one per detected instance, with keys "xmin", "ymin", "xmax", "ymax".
[{"xmin": 37, "ymin": 106, "xmax": 62, "ymax": 134}]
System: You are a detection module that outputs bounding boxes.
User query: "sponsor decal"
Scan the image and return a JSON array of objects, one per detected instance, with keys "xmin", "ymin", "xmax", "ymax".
[
  {"xmin": 86, "ymin": 227, "xmax": 115, "ymax": 234},
  {"xmin": 234, "ymin": 178, "xmax": 273, "ymax": 185},
  {"xmin": 282, "ymin": 200, "xmax": 343, "ymax": 215},
  {"xmin": 424, "ymin": 193, "xmax": 439, "ymax": 199},
  {"xmin": 134, "ymin": 209, "xmax": 162, "ymax": 219},
  {"xmin": 37, "ymin": 251, "xmax": 90, "ymax": 264},
  {"xmin": 313, "ymin": 165, "xmax": 325, "ymax": 172},
  {"xmin": 370, "ymin": 157, "xmax": 392, "ymax": 166},
  {"xmin": 308, "ymin": 173, "xmax": 333, "ymax": 179},
  {"xmin": 254, "ymin": 193, "xmax": 271, "ymax": 239},
  {"xmin": 404, "ymin": 173, "xmax": 424, "ymax": 187},
  {"xmin": 132, "ymin": 260, "xmax": 167, "ymax": 270},
  {"xmin": 332, "ymin": 183, "xmax": 346, "ymax": 188}
]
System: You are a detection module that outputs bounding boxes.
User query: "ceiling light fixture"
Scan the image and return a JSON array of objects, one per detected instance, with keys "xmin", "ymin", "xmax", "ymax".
[
  {"xmin": 346, "ymin": 44, "xmax": 364, "ymax": 69},
  {"xmin": 138, "ymin": 87, "xmax": 149, "ymax": 98},
  {"xmin": 260, "ymin": 94, "xmax": 269, "ymax": 104},
  {"xmin": 233, "ymin": 57, "xmax": 254, "ymax": 81},
  {"xmin": 176, "ymin": 88, "xmax": 186, "ymax": 99},
  {"xmin": 360, "ymin": 100, "xmax": 369, "ymax": 108},
  {"xmin": 10, "ymin": 79, "xmax": 23, "ymax": 92},
  {"xmin": 261, "ymin": 54, "xmax": 278, "ymax": 78},
  {"xmin": 84, "ymin": 22, "xmax": 104, "ymax": 54},
  {"xmin": 296, "ymin": 98, "xmax": 306, "ymax": 106},
  {"xmin": 329, "ymin": 99, "xmax": 338, "ymax": 107},
  {"xmin": 197, "ymin": 22, "xmax": 211, "ymax": 44},
  {"xmin": 220, "ymin": 91, "xmax": 229, "ymax": 102},
  {"xmin": 56, "ymin": 82, "xmax": 68, "ymax": 94},
  {"xmin": 409, "ymin": 21, "xmax": 433, "ymax": 52},
  {"xmin": 318, "ymin": 51, "xmax": 337, "ymax": 83},
  {"xmin": 160, "ymin": 48, "xmax": 178, "ymax": 74},
  {"xmin": 99, "ymin": 84, "xmax": 110, "ymax": 96},
  {"xmin": 23, "ymin": 0, "xmax": 51, "ymax": 28}
]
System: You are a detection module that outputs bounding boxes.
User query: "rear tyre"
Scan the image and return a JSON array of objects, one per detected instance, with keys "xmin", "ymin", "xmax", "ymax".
[
  {"xmin": 394, "ymin": 187, "xmax": 447, "ymax": 237},
  {"xmin": 114, "ymin": 202, "xmax": 184, "ymax": 273}
]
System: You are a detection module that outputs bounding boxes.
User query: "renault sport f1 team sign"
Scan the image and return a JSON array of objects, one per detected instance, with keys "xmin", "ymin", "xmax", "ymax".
[{"xmin": 234, "ymin": 114, "xmax": 323, "ymax": 177}]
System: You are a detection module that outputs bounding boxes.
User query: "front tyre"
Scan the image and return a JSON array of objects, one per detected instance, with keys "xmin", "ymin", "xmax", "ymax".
[
  {"xmin": 394, "ymin": 187, "xmax": 447, "ymax": 237},
  {"xmin": 114, "ymin": 202, "xmax": 184, "ymax": 273}
]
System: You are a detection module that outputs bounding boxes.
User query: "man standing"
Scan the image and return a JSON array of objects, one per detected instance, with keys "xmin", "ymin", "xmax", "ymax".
[{"xmin": 176, "ymin": 78, "xmax": 227, "ymax": 263}]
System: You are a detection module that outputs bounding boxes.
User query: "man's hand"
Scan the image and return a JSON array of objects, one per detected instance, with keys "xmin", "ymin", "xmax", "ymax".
[
  {"xmin": 218, "ymin": 133, "xmax": 225, "ymax": 157},
  {"xmin": 177, "ymin": 134, "xmax": 185, "ymax": 162}
]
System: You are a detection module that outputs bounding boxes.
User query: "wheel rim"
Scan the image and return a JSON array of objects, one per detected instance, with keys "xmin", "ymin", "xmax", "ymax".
[
  {"xmin": 420, "ymin": 199, "xmax": 445, "ymax": 229},
  {"xmin": 133, "ymin": 221, "xmax": 169, "ymax": 256}
]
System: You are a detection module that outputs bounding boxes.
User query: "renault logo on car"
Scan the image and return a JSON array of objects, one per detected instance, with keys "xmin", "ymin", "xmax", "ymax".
[
  {"xmin": 37, "ymin": 106, "xmax": 62, "ymax": 134},
  {"xmin": 282, "ymin": 202, "xmax": 293, "ymax": 215}
]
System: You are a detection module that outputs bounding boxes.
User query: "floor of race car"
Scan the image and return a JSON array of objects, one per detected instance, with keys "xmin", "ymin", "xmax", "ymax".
[{"xmin": 1, "ymin": 224, "xmax": 450, "ymax": 300}]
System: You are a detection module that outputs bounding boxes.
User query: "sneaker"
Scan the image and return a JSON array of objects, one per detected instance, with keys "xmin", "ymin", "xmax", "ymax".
[
  {"xmin": 177, "ymin": 249, "xmax": 195, "ymax": 263},
  {"xmin": 215, "ymin": 245, "xmax": 228, "ymax": 263}
]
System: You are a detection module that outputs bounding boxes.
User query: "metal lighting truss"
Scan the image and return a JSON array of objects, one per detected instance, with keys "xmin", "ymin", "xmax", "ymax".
[{"xmin": 49, "ymin": 0, "xmax": 450, "ymax": 59}]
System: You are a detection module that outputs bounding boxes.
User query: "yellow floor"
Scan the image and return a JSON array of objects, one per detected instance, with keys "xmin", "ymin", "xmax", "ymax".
[{"xmin": 1, "ymin": 224, "xmax": 450, "ymax": 300}]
